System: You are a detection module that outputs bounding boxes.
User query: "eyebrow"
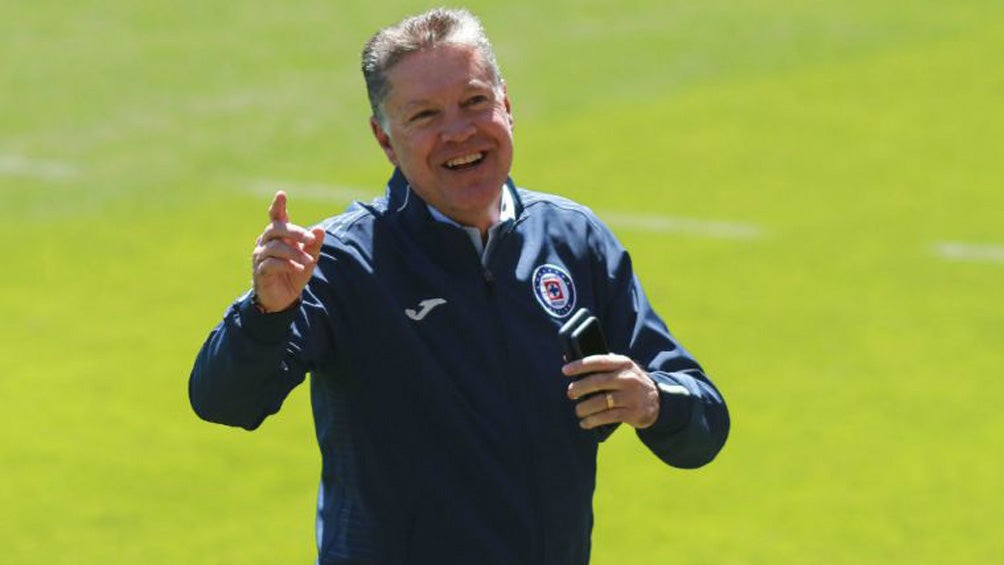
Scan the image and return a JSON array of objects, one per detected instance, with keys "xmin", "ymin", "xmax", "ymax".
[
  {"xmin": 398, "ymin": 82, "xmax": 495, "ymax": 109},
  {"xmin": 400, "ymin": 97, "xmax": 434, "ymax": 109},
  {"xmin": 397, "ymin": 99, "xmax": 434, "ymax": 114}
]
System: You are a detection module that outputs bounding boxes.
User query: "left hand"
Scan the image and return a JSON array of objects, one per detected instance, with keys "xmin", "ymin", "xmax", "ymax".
[{"xmin": 563, "ymin": 354, "xmax": 660, "ymax": 430}]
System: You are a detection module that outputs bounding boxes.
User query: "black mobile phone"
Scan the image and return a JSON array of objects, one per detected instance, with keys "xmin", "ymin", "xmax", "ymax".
[
  {"xmin": 558, "ymin": 307, "xmax": 608, "ymax": 361},
  {"xmin": 558, "ymin": 308, "xmax": 617, "ymax": 440},
  {"xmin": 558, "ymin": 307, "xmax": 591, "ymax": 357}
]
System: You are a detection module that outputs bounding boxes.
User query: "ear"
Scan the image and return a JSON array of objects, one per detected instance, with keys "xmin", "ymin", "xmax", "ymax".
[
  {"xmin": 370, "ymin": 116, "xmax": 399, "ymax": 166},
  {"xmin": 502, "ymin": 82, "xmax": 514, "ymax": 130}
]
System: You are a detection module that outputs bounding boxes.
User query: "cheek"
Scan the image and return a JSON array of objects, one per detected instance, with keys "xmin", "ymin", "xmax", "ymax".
[
  {"xmin": 397, "ymin": 134, "xmax": 436, "ymax": 166},
  {"xmin": 492, "ymin": 111, "xmax": 515, "ymax": 138},
  {"xmin": 493, "ymin": 116, "xmax": 515, "ymax": 149}
]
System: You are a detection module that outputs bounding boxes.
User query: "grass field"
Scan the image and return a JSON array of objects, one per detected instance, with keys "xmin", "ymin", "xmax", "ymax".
[{"xmin": 3, "ymin": 1, "xmax": 1002, "ymax": 563}]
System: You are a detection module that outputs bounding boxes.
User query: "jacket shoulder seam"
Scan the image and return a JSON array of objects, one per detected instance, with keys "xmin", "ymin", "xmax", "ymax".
[
  {"xmin": 521, "ymin": 191, "xmax": 608, "ymax": 234},
  {"xmin": 317, "ymin": 206, "xmax": 377, "ymax": 240}
]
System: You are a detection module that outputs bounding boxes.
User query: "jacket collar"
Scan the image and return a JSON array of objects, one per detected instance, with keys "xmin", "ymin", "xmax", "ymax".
[
  {"xmin": 380, "ymin": 169, "xmax": 525, "ymax": 275},
  {"xmin": 384, "ymin": 167, "xmax": 524, "ymax": 229}
]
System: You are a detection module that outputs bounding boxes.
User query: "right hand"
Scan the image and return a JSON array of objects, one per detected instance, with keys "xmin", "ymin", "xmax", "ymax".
[{"xmin": 251, "ymin": 191, "xmax": 326, "ymax": 312}]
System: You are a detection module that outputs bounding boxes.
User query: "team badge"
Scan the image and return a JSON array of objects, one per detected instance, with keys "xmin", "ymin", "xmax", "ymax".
[{"xmin": 532, "ymin": 264, "xmax": 577, "ymax": 318}]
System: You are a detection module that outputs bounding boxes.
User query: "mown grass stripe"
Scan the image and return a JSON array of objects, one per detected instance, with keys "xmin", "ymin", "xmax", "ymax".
[
  {"xmin": 0, "ymin": 154, "xmax": 77, "ymax": 181},
  {"xmin": 932, "ymin": 241, "xmax": 1004, "ymax": 264},
  {"xmin": 243, "ymin": 180, "xmax": 373, "ymax": 203},
  {"xmin": 601, "ymin": 211, "xmax": 764, "ymax": 239}
]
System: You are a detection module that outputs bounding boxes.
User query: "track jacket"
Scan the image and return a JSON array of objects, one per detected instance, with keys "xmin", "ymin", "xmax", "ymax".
[{"xmin": 189, "ymin": 169, "xmax": 729, "ymax": 565}]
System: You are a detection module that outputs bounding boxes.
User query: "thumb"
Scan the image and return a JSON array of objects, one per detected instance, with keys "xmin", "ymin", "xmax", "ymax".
[
  {"xmin": 305, "ymin": 226, "xmax": 326, "ymax": 260},
  {"xmin": 268, "ymin": 190, "xmax": 289, "ymax": 223}
]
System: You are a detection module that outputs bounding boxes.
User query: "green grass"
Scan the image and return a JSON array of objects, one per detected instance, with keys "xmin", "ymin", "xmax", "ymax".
[{"xmin": 3, "ymin": 1, "xmax": 1002, "ymax": 563}]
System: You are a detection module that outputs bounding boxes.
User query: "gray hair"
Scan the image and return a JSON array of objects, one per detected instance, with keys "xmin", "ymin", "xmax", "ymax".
[{"xmin": 361, "ymin": 8, "xmax": 504, "ymax": 126}]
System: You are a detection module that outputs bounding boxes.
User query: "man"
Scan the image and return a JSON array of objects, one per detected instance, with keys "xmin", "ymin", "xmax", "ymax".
[{"xmin": 190, "ymin": 8, "xmax": 729, "ymax": 565}]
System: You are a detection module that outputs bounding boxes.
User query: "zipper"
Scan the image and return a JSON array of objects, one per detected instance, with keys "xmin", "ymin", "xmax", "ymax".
[
  {"xmin": 480, "ymin": 218, "xmax": 544, "ymax": 563},
  {"xmin": 483, "ymin": 267, "xmax": 496, "ymax": 293}
]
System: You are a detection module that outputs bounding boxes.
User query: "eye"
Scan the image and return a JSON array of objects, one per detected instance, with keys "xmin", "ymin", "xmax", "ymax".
[
  {"xmin": 465, "ymin": 94, "xmax": 490, "ymax": 107},
  {"xmin": 409, "ymin": 109, "xmax": 437, "ymax": 123}
]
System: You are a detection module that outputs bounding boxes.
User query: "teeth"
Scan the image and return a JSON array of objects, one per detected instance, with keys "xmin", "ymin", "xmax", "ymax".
[{"xmin": 445, "ymin": 153, "xmax": 483, "ymax": 168}]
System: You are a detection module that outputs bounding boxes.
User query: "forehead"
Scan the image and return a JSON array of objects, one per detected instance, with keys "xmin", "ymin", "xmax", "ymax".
[{"xmin": 384, "ymin": 43, "xmax": 495, "ymax": 108}]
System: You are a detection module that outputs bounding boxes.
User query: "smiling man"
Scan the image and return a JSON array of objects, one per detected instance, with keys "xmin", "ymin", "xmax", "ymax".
[
  {"xmin": 190, "ymin": 8, "xmax": 729, "ymax": 565},
  {"xmin": 369, "ymin": 38, "xmax": 514, "ymax": 234}
]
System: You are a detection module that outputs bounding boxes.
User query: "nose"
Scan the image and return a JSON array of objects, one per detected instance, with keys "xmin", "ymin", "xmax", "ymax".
[{"xmin": 440, "ymin": 112, "xmax": 476, "ymax": 143}]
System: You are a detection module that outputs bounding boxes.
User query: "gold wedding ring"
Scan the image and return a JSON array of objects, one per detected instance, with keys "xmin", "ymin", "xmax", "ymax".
[{"xmin": 605, "ymin": 392, "xmax": 614, "ymax": 410}]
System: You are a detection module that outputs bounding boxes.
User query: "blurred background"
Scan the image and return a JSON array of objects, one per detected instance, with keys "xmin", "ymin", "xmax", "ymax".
[{"xmin": 2, "ymin": 1, "xmax": 1001, "ymax": 562}]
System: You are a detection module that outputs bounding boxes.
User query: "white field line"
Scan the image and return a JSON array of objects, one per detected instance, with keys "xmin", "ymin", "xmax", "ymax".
[
  {"xmin": 244, "ymin": 180, "xmax": 374, "ymax": 203},
  {"xmin": 244, "ymin": 184, "xmax": 765, "ymax": 240},
  {"xmin": 932, "ymin": 241, "xmax": 1004, "ymax": 264},
  {"xmin": 0, "ymin": 154, "xmax": 77, "ymax": 180},
  {"xmin": 600, "ymin": 211, "xmax": 764, "ymax": 240}
]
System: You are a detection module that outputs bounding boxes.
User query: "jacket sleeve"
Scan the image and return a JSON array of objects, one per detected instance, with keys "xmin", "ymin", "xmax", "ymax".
[
  {"xmin": 188, "ymin": 292, "xmax": 314, "ymax": 431},
  {"xmin": 590, "ymin": 220, "xmax": 730, "ymax": 469}
]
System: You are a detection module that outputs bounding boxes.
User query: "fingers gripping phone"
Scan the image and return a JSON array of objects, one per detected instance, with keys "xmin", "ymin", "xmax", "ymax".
[
  {"xmin": 557, "ymin": 307, "xmax": 617, "ymax": 440},
  {"xmin": 558, "ymin": 307, "xmax": 609, "ymax": 361}
]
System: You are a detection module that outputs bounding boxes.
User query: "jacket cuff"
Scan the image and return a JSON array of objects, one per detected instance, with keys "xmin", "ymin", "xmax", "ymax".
[
  {"xmin": 233, "ymin": 292, "xmax": 298, "ymax": 345},
  {"xmin": 637, "ymin": 372, "xmax": 694, "ymax": 439}
]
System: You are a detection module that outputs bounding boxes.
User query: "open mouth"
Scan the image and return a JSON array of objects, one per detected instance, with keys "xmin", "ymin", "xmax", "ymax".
[{"xmin": 443, "ymin": 152, "xmax": 485, "ymax": 171}]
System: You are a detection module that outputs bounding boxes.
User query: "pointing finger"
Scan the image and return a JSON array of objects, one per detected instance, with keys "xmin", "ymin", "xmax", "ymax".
[{"xmin": 268, "ymin": 190, "xmax": 289, "ymax": 223}]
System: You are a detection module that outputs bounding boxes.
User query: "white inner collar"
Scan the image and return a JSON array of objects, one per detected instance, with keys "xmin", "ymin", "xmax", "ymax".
[{"xmin": 426, "ymin": 184, "xmax": 516, "ymax": 259}]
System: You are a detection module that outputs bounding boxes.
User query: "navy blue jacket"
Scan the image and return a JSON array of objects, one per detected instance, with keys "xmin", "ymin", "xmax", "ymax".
[{"xmin": 189, "ymin": 170, "xmax": 729, "ymax": 564}]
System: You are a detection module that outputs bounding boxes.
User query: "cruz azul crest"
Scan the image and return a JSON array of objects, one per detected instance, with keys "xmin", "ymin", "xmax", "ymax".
[{"xmin": 532, "ymin": 264, "xmax": 577, "ymax": 318}]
